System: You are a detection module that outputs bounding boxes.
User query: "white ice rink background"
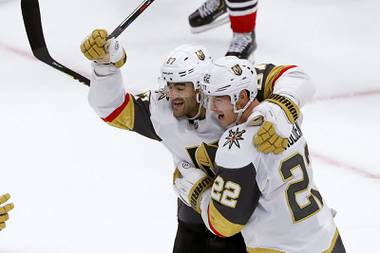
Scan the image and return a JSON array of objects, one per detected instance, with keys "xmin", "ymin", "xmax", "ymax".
[{"xmin": 0, "ymin": 0, "xmax": 379, "ymax": 252}]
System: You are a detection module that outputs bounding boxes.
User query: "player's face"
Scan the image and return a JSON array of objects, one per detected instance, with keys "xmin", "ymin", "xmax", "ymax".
[
  {"xmin": 167, "ymin": 82, "xmax": 199, "ymax": 118},
  {"xmin": 209, "ymin": 95, "xmax": 237, "ymax": 128}
]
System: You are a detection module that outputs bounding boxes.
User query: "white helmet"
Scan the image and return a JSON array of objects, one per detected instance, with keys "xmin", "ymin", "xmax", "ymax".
[
  {"xmin": 201, "ymin": 56, "xmax": 257, "ymax": 114},
  {"xmin": 160, "ymin": 44, "xmax": 212, "ymax": 89}
]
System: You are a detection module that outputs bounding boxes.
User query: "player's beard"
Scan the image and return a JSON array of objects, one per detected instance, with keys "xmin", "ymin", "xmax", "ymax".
[{"xmin": 171, "ymin": 96, "xmax": 199, "ymax": 119}]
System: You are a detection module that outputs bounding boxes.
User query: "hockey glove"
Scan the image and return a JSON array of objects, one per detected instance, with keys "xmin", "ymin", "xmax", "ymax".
[
  {"xmin": 174, "ymin": 161, "xmax": 213, "ymax": 214},
  {"xmin": 80, "ymin": 29, "xmax": 127, "ymax": 68},
  {"xmin": 248, "ymin": 94, "xmax": 300, "ymax": 154},
  {"xmin": 0, "ymin": 193, "xmax": 14, "ymax": 231}
]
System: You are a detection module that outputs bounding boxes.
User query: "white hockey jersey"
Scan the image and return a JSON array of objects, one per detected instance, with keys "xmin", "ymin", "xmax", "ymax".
[
  {"xmin": 88, "ymin": 63, "xmax": 316, "ymax": 223},
  {"xmin": 200, "ymin": 120, "xmax": 345, "ymax": 252}
]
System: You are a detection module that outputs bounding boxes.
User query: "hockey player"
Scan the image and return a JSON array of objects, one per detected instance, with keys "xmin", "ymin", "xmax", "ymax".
[
  {"xmin": 80, "ymin": 29, "xmax": 314, "ymax": 252},
  {"xmin": 0, "ymin": 193, "xmax": 14, "ymax": 231},
  {"xmin": 189, "ymin": 0, "xmax": 258, "ymax": 59},
  {"xmin": 174, "ymin": 56, "xmax": 346, "ymax": 252}
]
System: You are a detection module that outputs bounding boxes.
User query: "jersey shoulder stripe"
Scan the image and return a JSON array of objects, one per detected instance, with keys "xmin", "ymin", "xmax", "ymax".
[
  {"xmin": 102, "ymin": 91, "xmax": 161, "ymax": 141},
  {"xmin": 263, "ymin": 65, "xmax": 297, "ymax": 99},
  {"xmin": 103, "ymin": 93, "xmax": 134, "ymax": 129}
]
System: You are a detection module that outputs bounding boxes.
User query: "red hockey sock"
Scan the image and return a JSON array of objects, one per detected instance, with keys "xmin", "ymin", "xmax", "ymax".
[{"xmin": 230, "ymin": 12, "xmax": 257, "ymax": 33}]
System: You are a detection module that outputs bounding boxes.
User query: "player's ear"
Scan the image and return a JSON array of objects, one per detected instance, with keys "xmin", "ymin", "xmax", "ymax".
[
  {"xmin": 237, "ymin": 90, "xmax": 249, "ymax": 108},
  {"xmin": 238, "ymin": 90, "xmax": 247, "ymax": 100}
]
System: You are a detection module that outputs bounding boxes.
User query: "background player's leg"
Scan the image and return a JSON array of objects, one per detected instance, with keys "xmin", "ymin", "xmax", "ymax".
[
  {"xmin": 225, "ymin": 0, "xmax": 258, "ymax": 60},
  {"xmin": 188, "ymin": 0, "xmax": 229, "ymax": 34}
]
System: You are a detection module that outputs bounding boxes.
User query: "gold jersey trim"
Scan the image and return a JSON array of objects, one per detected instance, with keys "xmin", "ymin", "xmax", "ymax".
[
  {"xmin": 247, "ymin": 248, "xmax": 284, "ymax": 253},
  {"xmin": 322, "ymin": 229, "xmax": 340, "ymax": 253},
  {"xmin": 208, "ymin": 200, "xmax": 244, "ymax": 237},
  {"xmin": 107, "ymin": 94, "xmax": 135, "ymax": 130},
  {"xmin": 247, "ymin": 229, "xmax": 340, "ymax": 253}
]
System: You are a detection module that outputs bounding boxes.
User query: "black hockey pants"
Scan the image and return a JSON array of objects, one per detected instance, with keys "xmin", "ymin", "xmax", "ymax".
[{"xmin": 172, "ymin": 220, "xmax": 246, "ymax": 253}]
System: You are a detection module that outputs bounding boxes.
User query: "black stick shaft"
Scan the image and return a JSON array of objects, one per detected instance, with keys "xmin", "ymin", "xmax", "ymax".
[
  {"xmin": 108, "ymin": 0, "xmax": 155, "ymax": 39},
  {"xmin": 21, "ymin": 0, "xmax": 155, "ymax": 86}
]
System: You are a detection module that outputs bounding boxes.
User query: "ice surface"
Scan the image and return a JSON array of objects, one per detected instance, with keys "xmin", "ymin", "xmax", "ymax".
[{"xmin": 0, "ymin": 0, "xmax": 379, "ymax": 252}]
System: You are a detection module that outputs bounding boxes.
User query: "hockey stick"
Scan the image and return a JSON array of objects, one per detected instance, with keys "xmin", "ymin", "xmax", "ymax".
[
  {"xmin": 21, "ymin": 0, "xmax": 155, "ymax": 86},
  {"xmin": 107, "ymin": 0, "xmax": 155, "ymax": 39}
]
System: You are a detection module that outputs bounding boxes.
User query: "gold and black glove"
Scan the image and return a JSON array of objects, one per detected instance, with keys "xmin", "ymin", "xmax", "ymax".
[
  {"xmin": 0, "ymin": 193, "xmax": 14, "ymax": 231},
  {"xmin": 254, "ymin": 121, "xmax": 289, "ymax": 154},
  {"xmin": 249, "ymin": 94, "xmax": 300, "ymax": 154},
  {"xmin": 80, "ymin": 29, "xmax": 127, "ymax": 68}
]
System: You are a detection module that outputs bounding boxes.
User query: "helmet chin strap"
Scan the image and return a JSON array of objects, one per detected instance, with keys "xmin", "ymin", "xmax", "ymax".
[
  {"xmin": 188, "ymin": 93, "xmax": 203, "ymax": 120},
  {"xmin": 222, "ymin": 96, "xmax": 252, "ymax": 129},
  {"xmin": 233, "ymin": 100, "xmax": 252, "ymax": 125}
]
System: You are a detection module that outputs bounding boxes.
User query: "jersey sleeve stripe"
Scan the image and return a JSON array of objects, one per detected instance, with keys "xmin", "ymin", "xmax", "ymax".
[
  {"xmin": 272, "ymin": 65, "xmax": 297, "ymax": 88},
  {"xmin": 208, "ymin": 202, "xmax": 226, "ymax": 237},
  {"xmin": 263, "ymin": 65, "xmax": 297, "ymax": 99},
  {"xmin": 103, "ymin": 93, "xmax": 131, "ymax": 122},
  {"xmin": 207, "ymin": 200, "xmax": 244, "ymax": 237},
  {"xmin": 102, "ymin": 94, "xmax": 135, "ymax": 129}
]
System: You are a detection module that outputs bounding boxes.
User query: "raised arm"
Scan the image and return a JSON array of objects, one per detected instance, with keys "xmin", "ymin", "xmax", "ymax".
[{"xmin": 81, "ymin": 29, "xmax": 161, "ymax": 141}]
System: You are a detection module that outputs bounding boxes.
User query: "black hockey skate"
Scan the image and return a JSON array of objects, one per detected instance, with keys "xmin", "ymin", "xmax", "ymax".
[
  {"xmin": 225, "ymin": 31, "xmax": 257, "ymax": 60},
  {"xmin": 189, "ymin": 0, "xmax": 228, "ymax": 34}
]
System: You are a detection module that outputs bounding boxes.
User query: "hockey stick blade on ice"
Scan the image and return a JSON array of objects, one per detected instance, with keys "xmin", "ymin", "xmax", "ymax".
[{"xmin": 21, "ymin": 0, "xmax": 155, "ymax": 86}]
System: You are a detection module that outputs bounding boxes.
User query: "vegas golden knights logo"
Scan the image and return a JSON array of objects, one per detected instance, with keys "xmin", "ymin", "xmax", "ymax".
[
  {"xmin": 186, "ymin": 141, "xmax": 218, "ymax": 177},
  {"xmin": 231, "ymin": 64, "xmax": 242, "ymax": 76},
  {"xmin": 195, "ymin": 50, "xmax": 205, "ymax": 60},
  {"xmin": 166, "ymin": 57, "xmax": 176, "ymax": 65}
]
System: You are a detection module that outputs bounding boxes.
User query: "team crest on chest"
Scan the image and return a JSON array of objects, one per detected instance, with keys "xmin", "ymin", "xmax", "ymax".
[
  {"xmin": 223, "ymin": 128, "xmax": 246, "ymax": 149},
  {"xmin": 186, "ymin": 141, "xmax": 218, "ymax": 177}
]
